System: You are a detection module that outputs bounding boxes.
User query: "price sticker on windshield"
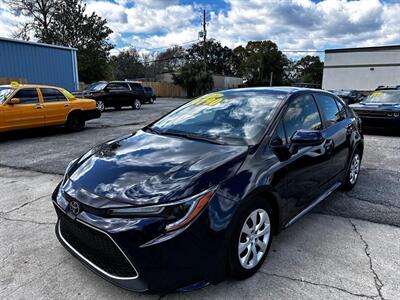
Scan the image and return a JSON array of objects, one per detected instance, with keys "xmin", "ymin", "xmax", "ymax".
[
  {"xmin": 190, "ymin": 93, "xmax": 224, "ymax": 106},
  {"xmin": 370, "ymin": 92, "xmax": 383, "ymax": 98}
]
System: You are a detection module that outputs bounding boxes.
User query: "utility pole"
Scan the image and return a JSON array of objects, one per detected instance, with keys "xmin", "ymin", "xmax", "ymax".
[{"xmin": 203, "ymin": 9, "xmax": 207, "ymax": 72}]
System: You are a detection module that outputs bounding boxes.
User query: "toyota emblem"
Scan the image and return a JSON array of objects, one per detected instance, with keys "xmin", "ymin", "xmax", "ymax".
[{"xmin": 69, "ymin": 201, "xmax": 81, "ymax": 215}]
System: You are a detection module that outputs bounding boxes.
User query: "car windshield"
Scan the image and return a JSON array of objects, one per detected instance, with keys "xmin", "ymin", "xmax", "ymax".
[
  {"xmin": 84, "ymin": 82, "xmax": 107, "ymax": 92},
  {"xmin": 0, "ymin": 87, "xmax": 15, "ymax": 104},
  {"xmin": 364, "ymin": 91, "xmax": 400, "ymax": 104},
  {"xmin": 150, "ymin": 91, "xmax": 286, "ymax": 145}
]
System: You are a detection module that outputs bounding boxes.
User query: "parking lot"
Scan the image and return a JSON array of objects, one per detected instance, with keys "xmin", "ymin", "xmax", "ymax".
[{"xmin": 1, "ymin": 98, "xmax": 399, "ymax": 299}]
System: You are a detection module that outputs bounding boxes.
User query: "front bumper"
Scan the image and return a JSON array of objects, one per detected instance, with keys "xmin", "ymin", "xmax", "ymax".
[{"xmin": 52, "ymin": 187, "xmax": 237, "ymax": 293}]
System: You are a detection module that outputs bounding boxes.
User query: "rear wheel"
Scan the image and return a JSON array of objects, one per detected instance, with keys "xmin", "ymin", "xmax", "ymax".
[
  {"xmin": 148, "ymin": 97, "xmax": 154, "ymax": 104},
  {"xmin": 66, "ymin": 113, "xmax": 85, "ymax": 132},
  {"xmin": 341, "ymin": 149, "xmax": 362, "ymax": 190},
  {"xmin": 228, "ymin": 198, "xmax": 274, "ymax": 279},
  {"xmin": 96, "ymin": 100, "xmax": 105, "ymax": 112},
  {"xmin": 132, "ymin": 99, "xmax": 141, "ymax": 110}
]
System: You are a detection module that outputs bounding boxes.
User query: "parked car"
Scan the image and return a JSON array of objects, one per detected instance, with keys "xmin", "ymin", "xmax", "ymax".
[
  {"xmin": 0, "ymin": 83, "xmax": 100, "ymax": 133},
  {"xmin": 144, "ymin": 86, "xmax": 156, "ymax": 104},
  {"xmin": 52, "ymin": 87, "xmax": 363, "ymax": 293},
  {"xmin": 84, "ymin": 81, "xmax": 146, "ymax": 112},
  {"xmin": 331, "ymin": 90, "xmax": 360, "ymax": 104},
  {"xmin": 72, "ymin": 81, "xmax": 108, "ymax": 98},
  {"xmin": 350, "ymin": 90, "xmax": 400, "ymax": 129}
]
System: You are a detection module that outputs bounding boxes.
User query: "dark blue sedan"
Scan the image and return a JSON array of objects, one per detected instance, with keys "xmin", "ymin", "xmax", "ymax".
[{"xmin": 52, "ymin": 87, "xmax": 363, "ymax": 293}]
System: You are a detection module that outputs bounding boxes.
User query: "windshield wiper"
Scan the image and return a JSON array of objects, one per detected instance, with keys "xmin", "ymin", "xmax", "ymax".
[{"xmin": 160, "ymin": 131, "xmax": 227, "ymax": 145}]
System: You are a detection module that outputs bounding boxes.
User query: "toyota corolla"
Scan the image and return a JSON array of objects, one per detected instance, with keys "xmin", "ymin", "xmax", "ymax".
[{"xmin": 52, "ymin": 87, "xmax": 363, "ymax": 293}]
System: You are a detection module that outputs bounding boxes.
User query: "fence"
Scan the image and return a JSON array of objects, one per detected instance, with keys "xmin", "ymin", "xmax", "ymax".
[{"xmin": 141, "ymin": 81, "xmax": 185, "ymax": 97}]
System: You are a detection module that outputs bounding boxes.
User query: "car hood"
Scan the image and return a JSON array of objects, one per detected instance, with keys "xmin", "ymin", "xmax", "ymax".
[
  {"xmin": 350, "ymin": 102, "xmax": 400, "ymax": 111},
  {"xmin": 64, "ymin": 130, "xmax": 248, "ymax": 208}
]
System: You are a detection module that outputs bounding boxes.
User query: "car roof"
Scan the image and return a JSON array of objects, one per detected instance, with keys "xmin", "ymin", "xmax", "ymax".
[
  {"xmin": 0, "ymin": 84, "xmax": 64, "ymax": 89},
  {"xmin": 217, "ymin": 86, "xmax": 331, "ymax": 95}
]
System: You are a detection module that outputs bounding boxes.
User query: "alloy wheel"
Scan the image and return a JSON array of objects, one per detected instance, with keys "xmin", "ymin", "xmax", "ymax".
[
  {"xmin": 238, "ymin": 208, "xmax": 271, "ymax": 270},
  {"xmin": 96, "ymin": 100, "xmax": 105, "ymax": 112},
  {"xmin": 349, "ymin": 153, "xmax": 361, "ymax": 184},
  {"xmin": 133, "ymin": 99, "xmax": 141, "ymax": 109}
]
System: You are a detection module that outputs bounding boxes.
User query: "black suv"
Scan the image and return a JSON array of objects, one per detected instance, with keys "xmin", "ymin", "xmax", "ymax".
[
  {"xmin": 144, "ymin": 87, "xmax": 156, "ymax": 104},
  {"xmin": 84, "ymin": 81, "xmax": 146, "ymax": 112},
  {"xmin": 53, "ymin": 87, "xmax": 363, "ymax": 293}
]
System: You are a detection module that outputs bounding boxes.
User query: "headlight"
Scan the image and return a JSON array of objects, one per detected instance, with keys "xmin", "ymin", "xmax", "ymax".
[{"xmin": 107, "ymin": 189, "xmax": 215, "ymax": 232}]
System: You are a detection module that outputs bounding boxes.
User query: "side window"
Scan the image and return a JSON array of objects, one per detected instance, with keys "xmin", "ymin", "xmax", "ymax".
[
  {"xmin": 315, "ymin": 94, "xmax": 341, "ymax": 126},
  {"xmin": 129, "ymin": 83, "xmax": 142, "ymax": 90},
  {"xmin": 13, "ymin": 88, "xmax": 39, "ymax": 104},
  {"xmin": 335, "ymin": 98, "xmax": 347, "ymax": 121},
  {"xmin": 283, "ymin": 94, "xmax": 322, "ymax": 138},
  {"xmin": 107, "ymin": 83, "xmax": 129, "ymax": 90},
  {"xmin": 272, "ymin": 120, "xmax": 287, "ymax": 146},
  {"xmin": 41, "ymin": 88, "xmax": 67, "ymax": 102}
]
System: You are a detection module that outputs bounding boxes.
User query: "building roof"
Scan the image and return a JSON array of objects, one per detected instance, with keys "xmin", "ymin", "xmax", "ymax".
[
  {"xmin": 326, "ymin": 45, "xmax": 400, "ymax": 54},
  {"xmin": 0, "ymin": 36, "xmax": 77, "ymax": 51}
]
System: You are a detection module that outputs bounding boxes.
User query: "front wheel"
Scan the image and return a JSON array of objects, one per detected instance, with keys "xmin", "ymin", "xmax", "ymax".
[
  {"xmin": 132, "ymin": 99, "xmax": 141, "ymax": 110},
  {"xmin": 66, "ymin": 113, "xmax": 85, "ymax": 132},
  {"xmin": 228, "ymin": 199, "xmax": 274, "ymax": 279},
  {"xmin": 341, "ymin": 150, "xmax": 362, "ymax": 190},
  {"xmin": 96, "ymin": 100, "xmax": 105, "ymax": 112}
]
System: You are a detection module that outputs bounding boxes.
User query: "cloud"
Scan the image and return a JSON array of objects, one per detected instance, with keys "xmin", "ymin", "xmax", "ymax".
[{"xmin": 2, "ymin": 0, "xmax": 400, "ymax": 58}]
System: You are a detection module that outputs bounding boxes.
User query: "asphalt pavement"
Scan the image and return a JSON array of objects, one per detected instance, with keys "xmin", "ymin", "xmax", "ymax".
[{"xmin": 1, "ymin": 98, "xmax": 399, "ymax": 299}]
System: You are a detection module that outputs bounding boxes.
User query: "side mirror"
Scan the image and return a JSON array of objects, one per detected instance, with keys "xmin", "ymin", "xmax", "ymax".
[
  {"xmin": 9, "ymin": 98, "xmax": 21, "ymax": 105},
  {"xmin": 289, "ymin": 130, "xmax": 325, "ymax": 153}
]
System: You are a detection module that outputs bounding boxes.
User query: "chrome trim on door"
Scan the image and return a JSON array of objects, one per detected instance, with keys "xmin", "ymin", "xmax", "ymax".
[{"xmin": 284, "ymin": 182, "xmax": 342, "ymax": 228}]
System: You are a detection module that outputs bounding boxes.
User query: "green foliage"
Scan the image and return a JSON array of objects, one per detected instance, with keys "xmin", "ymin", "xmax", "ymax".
[
  {"xmin": 109, "ymin": 48, "xmax": 145, "ymax": 80},
  {"xmin": 173, "ymin": 63, "xmax": 213, "ymax": 98},
  {"xmin": 233, "ymin": 40, "xmax": 288, "ymax": 86},
  {"xmin": 294, "ymin": 55, "xmax": 324, "ymax": 84}
]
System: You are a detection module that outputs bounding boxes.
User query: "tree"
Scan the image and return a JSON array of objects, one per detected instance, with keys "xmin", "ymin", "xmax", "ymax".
[
  {"xmin": 293, "ymin": 56, "xmax": 324, "ymax": 85},
  {"xmin": 6, "ymin": 0, "xmax": 114, "ymax": 84},
  {"xmin": 186, "ymin": 39, "xmax": 235, "ymax": 75},
  {"xmin": 173, "ymin": 63, "xmax": 213, "ymax": 98},
  {"xmin": 154, "ymin": 46, "xmax": 186, "ymax": 74},
  {"xmin": 109, "ymin": 48, "xmax": 145, "ymax": 80},
  {"xmin": 232, "ymin": 40, "xmax": 288, "ymax": 86}
]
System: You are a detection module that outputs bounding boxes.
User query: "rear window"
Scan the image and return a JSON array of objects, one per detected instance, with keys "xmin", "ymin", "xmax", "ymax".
[{"xmin": 41, "ymin": 88, "xmax": 67, "ymax": 102}]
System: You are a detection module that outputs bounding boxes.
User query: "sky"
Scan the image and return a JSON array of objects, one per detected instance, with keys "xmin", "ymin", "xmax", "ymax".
[{"xmin": 1, "ymin": 0, "xmax": 400, "ymax": 59}]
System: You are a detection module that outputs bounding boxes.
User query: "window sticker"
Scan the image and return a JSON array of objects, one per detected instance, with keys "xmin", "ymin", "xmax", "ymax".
[
  {"xmin": 190, "ymin": 93, "xmax": 224, "ymax": 106},
  {"xmin": 370, "ymin": 92, "xmax": 383, "ymax": 98}
]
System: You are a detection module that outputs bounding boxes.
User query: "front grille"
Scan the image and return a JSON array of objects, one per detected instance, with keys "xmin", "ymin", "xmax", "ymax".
[
  {"xmin": 356, "ymin": 110, "xmax": 387, "ymax": 118},
  {"xmin": 58, "ymin": 213, "xmax": 137, "ymax": 278}
]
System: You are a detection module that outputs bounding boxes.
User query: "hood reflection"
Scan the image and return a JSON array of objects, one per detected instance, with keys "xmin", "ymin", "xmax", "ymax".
[{"xmin": 69, "ymin": 130, "xmax": 248, "ymax": 206}]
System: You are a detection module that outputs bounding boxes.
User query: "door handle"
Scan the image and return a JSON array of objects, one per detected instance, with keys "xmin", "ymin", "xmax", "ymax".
[
  {"xmin": 36, "ymin": 105, "xmax": 43, "ymax": 109},
  {"xmin": 64, "ymin": 104, "xmax": 69, "ymax": 107}
]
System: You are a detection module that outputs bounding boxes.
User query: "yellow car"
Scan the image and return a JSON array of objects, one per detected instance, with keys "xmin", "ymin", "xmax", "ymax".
[{"xmin": 0, "ymin": 83, "xmax": 100, "ymax": 133}]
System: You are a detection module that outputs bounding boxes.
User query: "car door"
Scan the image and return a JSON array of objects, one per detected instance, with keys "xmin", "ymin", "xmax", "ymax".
[
  {"xmin": 40, "ymin": 88, "xmax": 71, "ymax": 126},
  {"xmin": 105, "ymin": 83, "xmax": 129, "ymax": 107},
  {"xmin": 1, "ymin": 88, "xmax": 44, "ymax": 130},
  {"xmin": 314, "ymin": 93, "xmax": 351, "ymax": 181},
  {"xmin": 279, "ymin": 93, "xmax": 333, "ymax": 215}
]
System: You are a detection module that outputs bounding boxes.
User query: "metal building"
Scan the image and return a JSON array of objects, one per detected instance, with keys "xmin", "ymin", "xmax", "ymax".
[
  {"xmin": 322, "ymin": 45, "xmax": 400, "ymax": 91},
  {"xmin": 0, "ymin": 37, "xmax": 79, "ymax": 91}
]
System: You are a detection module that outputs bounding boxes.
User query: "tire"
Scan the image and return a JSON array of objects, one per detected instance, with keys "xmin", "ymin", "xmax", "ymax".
[
  {"xmin": 96, "ymin": 100, "xmax": 105, "ymax": 112},
  {"xmin": 132, "ymin": 99, "xmax": 141, "ymax": 110},
  {"xmin": 341, "ymin": 149, "xmax": 362, "ymax": 191},
  {"xmin": 228, "ymin": 198, "xmax": 274, "ymax": 279},
  {"xmin": 114, "ymin": 105, "xmax": 122, "ymax": 110},
  {"xmin": 66, "ymin": 113, "xmax": 85, "ymax": 132},
  {"xmin": 148, "ymin": 97, "xmax": 154, "ymax": 104}
]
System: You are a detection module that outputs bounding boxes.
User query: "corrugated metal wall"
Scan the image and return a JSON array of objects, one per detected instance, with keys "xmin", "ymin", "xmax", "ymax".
[{"xmin": 0, "ymin": 38, "xmax": 79, "ymax": 91}]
